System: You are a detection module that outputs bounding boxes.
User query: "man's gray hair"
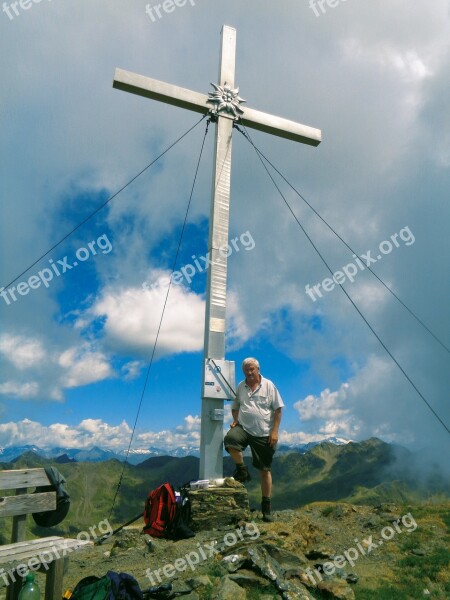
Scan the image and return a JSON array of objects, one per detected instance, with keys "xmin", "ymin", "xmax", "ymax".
[{"xmin": 242, "ymin": 357, "xmax": 260, "ymax": 371}]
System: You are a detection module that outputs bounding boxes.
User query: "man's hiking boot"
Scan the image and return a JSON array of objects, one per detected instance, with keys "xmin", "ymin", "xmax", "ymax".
[
  {"xmin": 261, "ymin": 498, "xmax": 273, "ymax": 522},
  {"xmin": 233, "ymin": 464, "xmax": 251, "ymax": 483}
]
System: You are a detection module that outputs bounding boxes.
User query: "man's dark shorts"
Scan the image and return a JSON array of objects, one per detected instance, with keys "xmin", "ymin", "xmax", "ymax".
[{"xmin": 224, "ymin": 424, "xmax": 276, "ymax": 471}]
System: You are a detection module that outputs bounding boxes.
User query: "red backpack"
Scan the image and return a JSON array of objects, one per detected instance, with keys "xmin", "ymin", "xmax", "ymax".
[{"xmin": 143, "ymin": 483, "xmax": 178, "ymax": 538}]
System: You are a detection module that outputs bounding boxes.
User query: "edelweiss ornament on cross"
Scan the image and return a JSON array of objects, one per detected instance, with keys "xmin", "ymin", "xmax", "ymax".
[
  {"xmin": 113, "ymin": 26, "xmax": 321, "ymax": 480},
  {"xmin": 208, "ymin": 83, "xmax": 246, "ymax": 118}
]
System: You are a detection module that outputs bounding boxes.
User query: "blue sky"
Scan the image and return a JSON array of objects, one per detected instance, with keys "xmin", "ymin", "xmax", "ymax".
[{"xmin": 0, "ymin": 1, "xmax": 449, "ymax": 460}]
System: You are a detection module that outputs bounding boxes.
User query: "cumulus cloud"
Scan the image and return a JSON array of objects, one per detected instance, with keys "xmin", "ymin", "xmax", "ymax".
[
  {"xmin": 58, "ymin": 345, "xmax": 113, "ymax": 388},
  {"xmin": 176, "ymin": 414, "xmax": 201, "ymax": 433},
  {"xmin": 0, "ymin": 335, "xmax": 114, "ymax": 401},
  {"xmin": 0, "ymin": 417, "xmax": 201, "ymax": 451},
  {"xmin": 278, "ymin": 430, "xmax": 352, "ymax": 445},
  {"xmin": 121, "ymin": 360, "xmax": 144, "ymax": 380},
  {"xmin": 295, "ymin": 385, "xmax": 350, "ymax": 422},
  {"xmin": 136, "ymin": 427, "xmax": 200, "ymax": 449},
  {"xmin": 0, "ymin": 334, "xmax": 46, "ymax": 370},
  {"xmin": 293, "ymin": 354, "xmax": 448, "ymax": 450},
  {"xmin": 0, "ymin": 382, "xmax": 39, "ymax": 399},
  {"xmin": 0, "ymin": 0, "xmax": 448, "ymax": 459},
  {"xmin": 86, "ymin": 275, "xmax": 205, "ymax": 357}
]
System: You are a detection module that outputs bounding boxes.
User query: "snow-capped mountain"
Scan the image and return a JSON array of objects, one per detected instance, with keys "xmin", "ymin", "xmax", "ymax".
[{"xmin": 0, "ymin": 437, "xmax": 351, "ymax": 465}]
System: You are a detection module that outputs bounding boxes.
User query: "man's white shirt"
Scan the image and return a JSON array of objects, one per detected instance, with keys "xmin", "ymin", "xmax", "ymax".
[{"xmin": 232, "ymin": 375, "xmax": 284, "ymax": 437}]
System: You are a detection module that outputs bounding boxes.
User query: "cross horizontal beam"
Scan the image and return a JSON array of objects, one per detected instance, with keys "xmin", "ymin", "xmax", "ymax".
[
  {"xmin": 113, "ymin": 68, "xmax": 321, "ymax": 146},
  {"xmin": 113, "ymin": 68, "xmax": 207, "ymax": 115}
]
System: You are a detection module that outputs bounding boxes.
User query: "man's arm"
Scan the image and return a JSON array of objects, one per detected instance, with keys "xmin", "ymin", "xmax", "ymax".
[
  {"xmin": 268, "ymin": 407, "xmax": 282, "ymax": 446},
  {"xmin": 230, "ymin": 408, "xmax": 239, "ymax": 427}
]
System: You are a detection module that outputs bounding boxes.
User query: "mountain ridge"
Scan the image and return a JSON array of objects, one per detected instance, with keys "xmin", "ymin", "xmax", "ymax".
[
  {"xmin": 0, "ymin": 437, "xmax": 448, "ymax": 543},
  {"xmin": 0, "ymin": 436, "xmax": 352, "ymax": 465}
]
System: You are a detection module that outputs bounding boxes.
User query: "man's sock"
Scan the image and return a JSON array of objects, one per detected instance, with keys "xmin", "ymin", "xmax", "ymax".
[{"xmin": 261, "ymin": 497, "xmax": 272, "ymax": 521}]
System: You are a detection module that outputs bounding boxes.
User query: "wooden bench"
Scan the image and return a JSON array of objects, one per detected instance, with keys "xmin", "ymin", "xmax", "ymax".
[{"xmin": 0, "ymin": 468, "xmax": 92, "ymax": 600}]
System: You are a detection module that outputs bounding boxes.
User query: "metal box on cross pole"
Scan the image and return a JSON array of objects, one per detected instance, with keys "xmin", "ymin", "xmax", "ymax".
[{"xmin": 202, "ymin": 359, "xmax": 236, "ymax": 401}]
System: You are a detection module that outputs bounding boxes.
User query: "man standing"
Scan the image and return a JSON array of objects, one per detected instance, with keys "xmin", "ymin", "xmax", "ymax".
[{"xmin": 224, "ymin": 357, "xmax": 284, "ymax": 522}]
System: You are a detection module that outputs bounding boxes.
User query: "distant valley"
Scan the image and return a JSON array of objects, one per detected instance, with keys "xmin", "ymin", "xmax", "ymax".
[{"xmin": 0, "ymin": 437, "xmax": 448, "ymax": 544}]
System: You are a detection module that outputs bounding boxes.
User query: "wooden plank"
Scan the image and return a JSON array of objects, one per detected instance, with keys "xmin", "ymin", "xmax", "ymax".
[
  {"xmin": 0, "ymin": 537, "xmax": 92, "ymax": 567},
  {"xmin": 5, "ymin": 577, "xmax": 21, "ymax": 600},
  {"xmin": 10, "ymin": 489, "xmax": 27, "ymax": 543},
  {"xmin": 0, "ymin": 537, "xmax": 63, "ymax": 559},
  {"xmin": 0, "ymin": 492, "xmax": 56, "ymax": 518},
  {"xmin": 0, "ymin": 469, "xmax": 49, "ymax": 490},
  {"xmin": 45, "ymin": 558, "xmax": 64, "ymax": 600}
]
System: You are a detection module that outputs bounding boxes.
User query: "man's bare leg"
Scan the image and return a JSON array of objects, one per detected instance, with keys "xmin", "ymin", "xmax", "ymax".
[
  {"xmin": 259, "ymin": 469, "xmax": 272, "ymax": 497},
  {"xmin": 228, "ymin": 447, "xmax": 244, "ymax": 464}
]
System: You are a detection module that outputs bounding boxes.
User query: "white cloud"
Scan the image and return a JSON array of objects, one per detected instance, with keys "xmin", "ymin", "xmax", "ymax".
[
  {"xmin": 0, "ymin": 334, "xmax": 46, "ymax": 369},
  {"xmin": 58, "ymin": 345, "xmax": 113, "ymax": 388},
  {"xmin": 0, "ymin": 416, "xmax": 204, "ymax": 451},
  {"xmin": 295, "ymin": 385, "xmax": 350, "ymax": 422},
  {"xmin": 0, "ymin": 418, "xmax": 134, "ymax": 450},
  {"xmin": 121, "ymin": 360, "xmax": 144, "ymax": 380},
  {"xmin": 278, "ymin": 430, "xmax": 347, "ymax": 445},
  {"xmin": 226, "ymin": 290, "xmax": 251, "ymax": 349},
  {"xmin": 292, "ymin": 354, "xmax": 448, "ymax": 447},
  {"xmin": 0, "ymin": 0, "xmax": 448, "ymax": 460},
  {"xmin": 0, "ymin": 334, "xmax": 114, "ymax": 401},
  {"xmin": 136, "ymin": 428, "xmax": 200, "ymax": 449},
  {"xmin": 341, "ymin": 40, "xmax": 433, "ymax": 83},
  {"xmin": 0, "ymin": 382, "xmax": 39, "ymax": 399},
  {"xmin": 88, "ymin": 275, "xmax": 204, "ymax": 356},
  {"xmin": 0, "ymin": 415, "xmax": 354, "ymax": 453},
  {"xmin": 176, "ymin": 414, "xmax": 201, "ymax": 433}
]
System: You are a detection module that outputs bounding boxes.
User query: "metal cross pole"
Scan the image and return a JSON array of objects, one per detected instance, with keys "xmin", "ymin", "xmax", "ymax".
[{"xmin": 113, "ymin": 25, "xmax": 321, "ymax": 480}]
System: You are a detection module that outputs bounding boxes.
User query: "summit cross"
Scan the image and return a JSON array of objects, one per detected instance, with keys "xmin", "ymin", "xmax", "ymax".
[{"xmin": 113, "ymin": 25, "xmax": 321, "ymax": 480}]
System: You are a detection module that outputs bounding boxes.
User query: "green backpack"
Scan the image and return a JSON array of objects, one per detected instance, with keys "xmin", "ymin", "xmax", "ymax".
[
  {"xmin": 71, "ymin": 576, "xmax": 112, "ymax": 600},
  {"xmin": 71, "ymin": 571, "xmax": 143, "ymax": 600}
]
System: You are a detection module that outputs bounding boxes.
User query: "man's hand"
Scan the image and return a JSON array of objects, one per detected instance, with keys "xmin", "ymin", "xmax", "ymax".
[
  {"xmin": 230, "ymin": 421, "xmax": 239, "ymax": 428},
  {"xmin": 268, "ymin": 432, "xmax": 278, "ymax": 447},
  {"xmin": 268, "ymin": 408, "xmax": 282, "ymax": 447}
]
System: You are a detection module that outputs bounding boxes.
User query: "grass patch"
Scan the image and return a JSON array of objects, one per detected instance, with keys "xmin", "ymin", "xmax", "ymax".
[
  {"xmin": 196, "ymin": 584, "xmax": 214, "ymax": 600},
  {"xmin": 398, "ymin": 546, "xmax": 450, "ymax": 585},
  {"xmin": 246, "ymin": 584, "xmax": 279, "ymax": 599},
  {"xmin": 206, "ymin": 563, "xmax": 228, "ymax": 578},
  {"xmin": 356, "ymin": 585, "xmax": 424, "ymax": 600},
  {"xmin": 357, "ymin": 545, "xmax": 450, "ymax": 599},
  {"xmin": 441, "ymin": 510, "xmax": 450, "ymax": 531},
  {"xmin": 320, "ymin": 505, "xmax": 334, "ymax": 517}
]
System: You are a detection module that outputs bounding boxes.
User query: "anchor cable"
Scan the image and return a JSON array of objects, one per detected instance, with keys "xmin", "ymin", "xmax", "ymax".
[
  {"xmin": 2, "ymin": 114, "xmax": 208, "ymax": 291},
  {"xmin": 235, "ymin": 124, "xmax": 449, "ymax": 436},
  {"xmin": 234, "ymin": 125, "xmax": 449, "ymax": 356},
  {"xmin": 108, "ymin": 117, "xmax": 212, "ymax": 520}
]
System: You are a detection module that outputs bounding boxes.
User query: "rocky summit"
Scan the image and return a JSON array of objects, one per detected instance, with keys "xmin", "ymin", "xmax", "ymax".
[{"xmin": 13, "ymin": 500, "xmax": 446, "ymax": 600}]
